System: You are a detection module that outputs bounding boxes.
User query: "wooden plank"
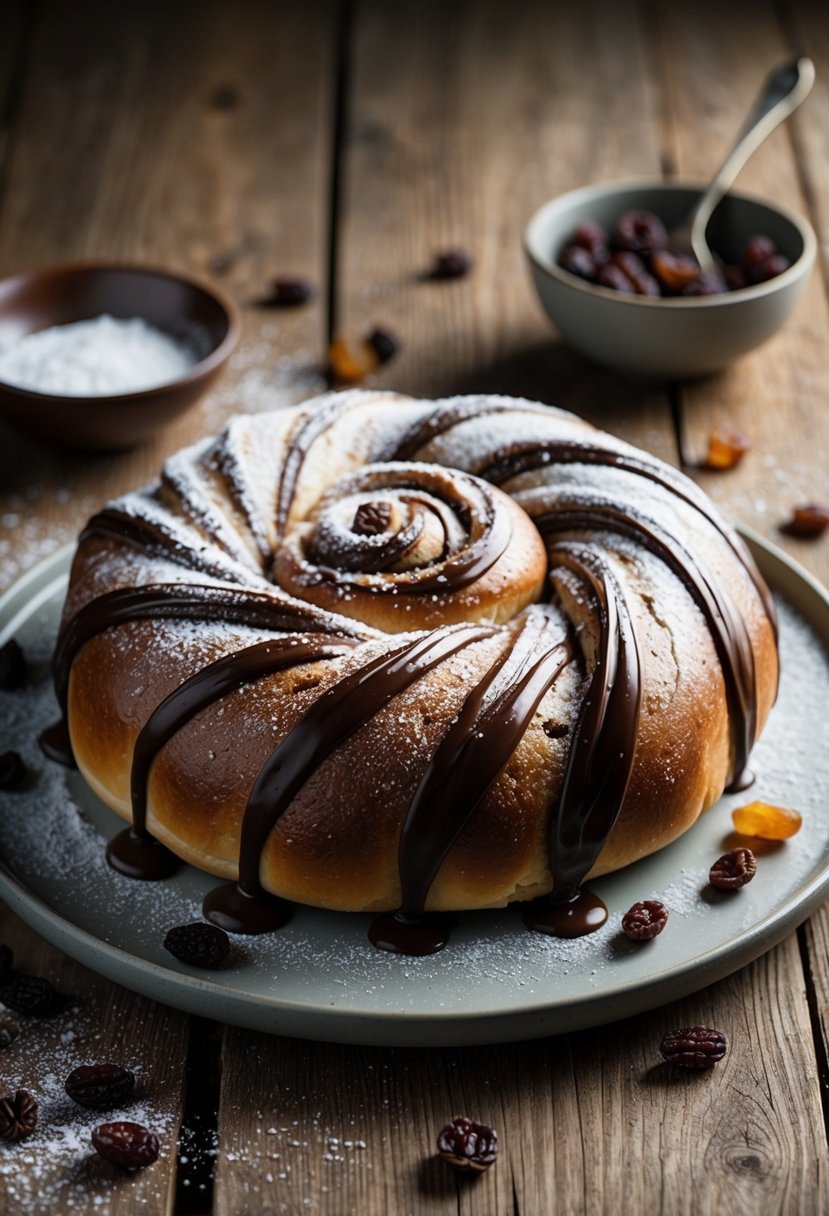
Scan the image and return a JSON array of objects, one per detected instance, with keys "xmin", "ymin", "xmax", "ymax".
[
  {"xmin": 212, "ymin": 2, "xmax": 685, "ymax": 1214},
  {"xmin": 0, "ymin": 0, "xmax": 335, "ymax": 597},
  {"xmin": 0, "ymin": 2, "xmax": 338, "ymax": 1210},
  {"xmin": 659, "ymin": 0, "xmax": 829, "ymax": 589},
  {"xmin": 215, "ymin": 936, "xmax": 825, "ymax": 1216},
  {"xmin": 333, "ymin": 0, "xmax": 676, "ymax": 458},
  {"xmin": 784, "ymin": 0, "xmax": 829, "ymax": 295},
  {"xmin": 779, "ymin": 0, "xmax": 829, "ymax": 1156},
  {"xmin": 0, "ymin": 906, "xmax": 188, "ymax": 1215}
]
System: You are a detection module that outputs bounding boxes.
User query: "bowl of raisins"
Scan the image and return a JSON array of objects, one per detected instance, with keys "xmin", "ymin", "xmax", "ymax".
[{"xmin": 525, "ymin": 179, "xmax": 815, "ymax": 379}]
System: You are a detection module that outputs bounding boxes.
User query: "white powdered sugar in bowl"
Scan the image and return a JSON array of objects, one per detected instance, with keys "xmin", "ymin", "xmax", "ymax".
[{"xmin": 0, "ymin": 315, "xmax": 196, "ymax": 396}]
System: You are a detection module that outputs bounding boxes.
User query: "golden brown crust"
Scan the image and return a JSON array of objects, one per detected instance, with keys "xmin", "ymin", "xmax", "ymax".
[{"xmin": 62, "ymin": 391, "xmax": 780, "ymax": 912}]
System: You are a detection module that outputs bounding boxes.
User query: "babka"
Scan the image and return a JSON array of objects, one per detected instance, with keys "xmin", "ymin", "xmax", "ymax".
[{"xmin": 46, "ymin": 391, "xmax": 779, "ymax": 953}]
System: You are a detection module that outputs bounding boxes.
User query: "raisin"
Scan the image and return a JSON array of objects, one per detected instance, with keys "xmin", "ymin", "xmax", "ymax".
[
  {"xmin": 709, "ymin": 847, "xmax": 757, "ymax": 890},
  {"xmin": 366, "ymin": 326, "xmax": 400, "ymax": 365},
  {"xmin": 0, "ymin": 975, "xmax": 60, "ymax": 1017},
  {"xmin": 621, "ymin": 900, "xmax": 668, "ymax": 941},
  {"xmin": 0, "ymin": 640, "xmax": 26, "ymax": 692},
  {"xmin": 65, "ymin": 1064, "xmax": 136, "ymax": 1110},
  {"xmin": 259, "ymin": 276, "xmax": 316, "ymax": 307},
  {"xmin": 436, "ymin": 1116, "xmax": 498, "ymax": 1172},
  {"xmin": 742, "ymin": 235, "xmax": 777, "ymax": 280},
  {"xmin": 430, "ymin": 249, "xmax": 473, "ymax": 280},
  {"xmin": 753, "ymin": 253, "xmax": 791, "ymax": 283},
  {"xmin": 651, "ymin": 250, "xmax": 700, "ymax": 294},
  {"xmin": 610, "ymin": 251, "xmax": 660, "ymax": 296},
  {"xmin": 680, "ymin": 270, "xmax": 727, "ymax": 297},
  {"xmin": 660, "ymin": 1026, "xmax": 727, "ymax": 1069},
  {"xmin": 571, "ymin": 219, "xmax": 609, "ymax": 259},
  {"xmin": 704, "ymin": 425, "xmax": 750, "ymax": 470},
  {"xmin": 0, "ymin": 946, "xmax": 12, "ymax": 984},
  {"xmin": 0, "ymin": 1090, "xmax": 37, "ymax": 1141},
  {"xmin": 732, "ymin": 802, "xmax": 801, "ymax": 841},
  {"xmin": 91, "ymin": 1121, "xmax": 160, "ymax": 1171},
  {"xmin": 352, "ymin": 501, "xmax": 392, "ymax": 536},
  {"xmin": 724, "ymin": 264, "xmax": 748, "ymax": 292},
  {"xmin": 597, "ymin": 264, "xmax": 637, "ymax": 294},
  {"xmin": 559, "ymin": 244, "xmax": 600, "ymax": 282},
  {"xmin": 0, "ymin": 751, "xmax": 25, "ymax": 791},
  {"xmin": 781, "ymin": 504, "xmax": 829, "ymax": 539},
  {"xmin": 613, "ymin": 210, "xmax": 667, "ymax": 256},
  {"xmin": 164, "ymin": 922, "xmax": 230, "ymax": 969}
]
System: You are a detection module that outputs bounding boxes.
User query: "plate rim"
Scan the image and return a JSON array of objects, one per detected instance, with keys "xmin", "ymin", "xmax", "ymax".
[{"xmin": 0, "ymin": 531, "xmax": 827, "ymax": 1046}]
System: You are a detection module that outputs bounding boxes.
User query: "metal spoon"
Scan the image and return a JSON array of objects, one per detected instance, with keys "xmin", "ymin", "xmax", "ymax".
[{"xmin": 670, "ymin": 56, "xmax": 815, "ymax": 275}]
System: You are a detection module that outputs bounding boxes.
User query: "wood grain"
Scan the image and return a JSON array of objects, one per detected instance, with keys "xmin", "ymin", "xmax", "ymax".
[
  {"xmin": 659, "ymin": 0, "xmax": 829, "ymax": 587},
  {"xmin": 0, "ymin": 0, "xmax": 336, "ymax": 599},
  {"xmin": 334, "ymin": 0, "xmax": 676, "ymax": 458},
  {"xmin": 0, "ymin": 906, "xmax": 188, "ymax": 1215},
  {"xmin": 0, "ymin": 1, "xmax": 827, "ymax": 1212}
]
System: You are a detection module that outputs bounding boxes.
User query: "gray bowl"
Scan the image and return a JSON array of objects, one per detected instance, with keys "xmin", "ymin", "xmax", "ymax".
[{"xmin": 525, "ymin": 179, "xmax": 816, "ymax": 379}]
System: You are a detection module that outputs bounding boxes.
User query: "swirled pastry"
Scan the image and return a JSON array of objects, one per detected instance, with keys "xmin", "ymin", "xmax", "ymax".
[{"xmin": 51, "ymin": 391, "xmax": 778, "ymax": 945}]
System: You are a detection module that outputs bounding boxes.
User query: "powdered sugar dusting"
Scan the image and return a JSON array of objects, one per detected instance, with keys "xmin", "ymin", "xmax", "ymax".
[{"xmin": 1, "ymin": 567, "xmax": 827, "ymax": 1045}]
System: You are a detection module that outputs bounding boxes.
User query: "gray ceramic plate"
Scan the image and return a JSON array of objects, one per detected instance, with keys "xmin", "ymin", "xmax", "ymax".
[{"xmin": 0, "ymin": 534, "xmax": 827, "ymax": 1046}]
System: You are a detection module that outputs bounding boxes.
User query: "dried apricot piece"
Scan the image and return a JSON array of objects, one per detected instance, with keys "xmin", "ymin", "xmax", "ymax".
[
  {"xmin": 732, "ymin": 801, "xmax": 802, "ymax": 841},
  {"xmin": 328, "ymin": 336, "xmax": 379, "ymax": 384},
  {"xmin": 781, "ymin": 504, "xmax": 829, "ymax": 540},
  {"xmin": 704, "ymin": 425, "xmax": 751, "ymax": 470}
]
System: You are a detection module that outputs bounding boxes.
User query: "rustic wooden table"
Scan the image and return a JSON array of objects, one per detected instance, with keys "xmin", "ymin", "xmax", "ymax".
[{"xmin": 0, "ymin": 1, "xmax": 828, "ymax": 1212}]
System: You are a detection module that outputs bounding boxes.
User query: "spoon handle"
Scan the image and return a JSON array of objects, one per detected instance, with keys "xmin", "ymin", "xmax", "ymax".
[{"xmin": 691, "ymin": 57, "xmax": 815, "ymax": 267}]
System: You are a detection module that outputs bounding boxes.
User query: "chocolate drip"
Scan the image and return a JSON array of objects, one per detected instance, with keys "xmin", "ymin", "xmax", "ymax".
[
  {"xmin": 130, "ymin": 636, "xmax": 353, "ymax": 837},
  {"xmin": 387, "ymin": 399, "xmax": 545, "ymax": 462},
  {"xmin": 203, "ymin": 881, "xmax": 291, "ymax": 934},
  {"xmin": 394, "ymin": 610, "xmax": 571, "ymax": 922},
  {"xmin": 234, "ymin": 625, "xmax": 490, "ymax": 901},
  {"xmin": 38, "ymin": 718, "xmax": 76, "ymax": 768},
  {"xmin": 523, "ymin": 888, "xmax": 608, "ymax": 937},
  {"xmin": 546, "ymin": 543, "xmax": 642, "ymax": 901},
  {"xmin": 276, "ymin": 396, "xmax": 365, "ymax": 535},
  {"xmin": 478, "ymin": 438, "xmax": 778, "ymax": 643},
  {"xmin": 80, "ymin": 508, "xmax": 256, "ymax": 585},
  {"xmin": 368, "ymin": 912, "xmax": 451, "ymax": 956},
  {"xmin": 537, "ymin": 500, "xmax": 756, "ymax": 788},
  {"xmin": 728, "ymin": 768, "xmax": 755, "ymax": 793},
  {"xmin": 106, "ymin": 828, "xmax": 181, "ymax": 881},
  {"xmin": 53, "ymin": 583, "xmax": 360, "ymax": 711}
]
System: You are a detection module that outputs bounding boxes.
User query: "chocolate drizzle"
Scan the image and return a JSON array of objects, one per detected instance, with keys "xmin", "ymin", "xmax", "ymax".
[
  {"xmin": 545, "ymin": 543, "xmax": 642, "ymax": 899},
  {"xmin": 276, "ymin": 395, "xmax": 365, "ymax": 536},
  {"xmin": 387, "ymin": 399, "xmax": 544, "ymax": 462},
  {"xmin": 47, "ymin": 394, "xmax": 778, "ymax": 954},
  {"xmin": 53, "ymin": 583, "xmax": 361, "ymax": 710},
  {"xmin": 298, "ymin": 464, "xmax": 512, "ymax": 594},
  {"xmin": 80, "ymin": 506, "xmax": 258, "ymax": 585},
  {"xmin": 130, "ymin": 636, "xmax": 354, "ymax": 837},
  {"xmin": 231, "ymin": 624, "xmax": 491, "ymax": 902},
  {"xmin": 393, "ymin": 609, "xmax": 571, "ymax": 923},
  {"xmin": 478, "ymin": 437, "xmax": 778, "ymax": 643},
  {"xmin": 536, "ymin": 498, "xmax": 756, "ymax": 789}
]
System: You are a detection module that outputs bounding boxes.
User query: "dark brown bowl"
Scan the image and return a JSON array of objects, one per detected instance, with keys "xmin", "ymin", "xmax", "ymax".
[{"xmin": 0, "ymin": 262, "xmax": 240, "ymax": 451}]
